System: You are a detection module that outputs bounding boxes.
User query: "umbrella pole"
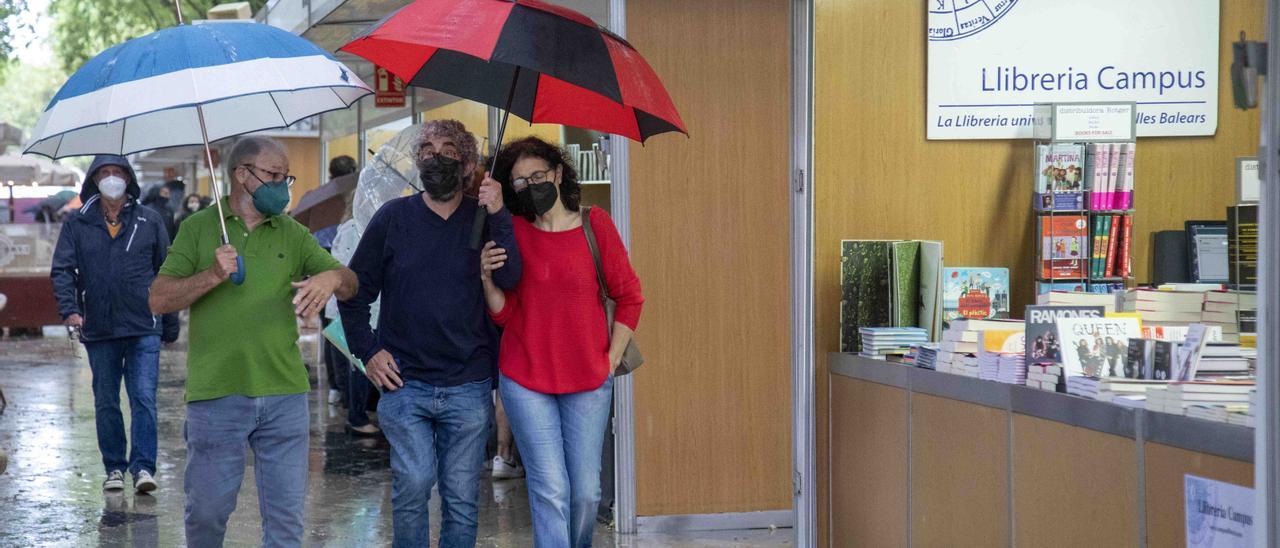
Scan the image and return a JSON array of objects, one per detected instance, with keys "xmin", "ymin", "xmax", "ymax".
[
  {"xmin": 469, "ymin": 66, "xmax": 522, "ymax": 250},
  {"xmin": 195, "ymin": 104, "xmax": 246, "ymax": 285}
]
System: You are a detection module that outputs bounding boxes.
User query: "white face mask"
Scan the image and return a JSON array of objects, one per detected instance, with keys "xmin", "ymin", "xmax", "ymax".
[{"xmin": 98, "ymin": 175, "xmax": 127, "ymax": 200}]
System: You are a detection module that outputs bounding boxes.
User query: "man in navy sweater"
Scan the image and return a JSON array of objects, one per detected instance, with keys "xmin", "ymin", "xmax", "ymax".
[{"xmin": 339, "ymin": 119, "xmax": 521, "ymax": 548}]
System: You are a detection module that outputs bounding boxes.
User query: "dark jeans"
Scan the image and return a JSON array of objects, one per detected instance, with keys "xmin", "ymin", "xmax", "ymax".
[
  {"xmin": 348, "ymin": 362, "xmax": 378, "ymax": 428},
  {"xmin": 84, "ymin": 335, "xmax": 161, "ymax": 476},
  {"xmin": 324, "ymin": 338, "xmax": 350, "ymax": 404},
  {"xmin": 378, "ymin": 378, "xmax": 493, "ymax": 548}
]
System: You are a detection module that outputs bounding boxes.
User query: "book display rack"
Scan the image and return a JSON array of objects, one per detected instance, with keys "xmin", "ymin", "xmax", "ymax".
[{"xmin": 1032, "ymin": 103, "xmax": 1137, "ymax": 297}]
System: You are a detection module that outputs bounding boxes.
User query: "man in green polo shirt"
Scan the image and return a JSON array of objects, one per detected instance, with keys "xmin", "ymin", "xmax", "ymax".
[{"xmin": 149, "ymin": 136, "xmax": 357, "ymax": 548}]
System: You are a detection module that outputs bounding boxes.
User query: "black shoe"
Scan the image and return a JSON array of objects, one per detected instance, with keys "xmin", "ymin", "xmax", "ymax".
[{"xmin": 346, "ymin": 423, "xmax": 382, "ymax": 437}]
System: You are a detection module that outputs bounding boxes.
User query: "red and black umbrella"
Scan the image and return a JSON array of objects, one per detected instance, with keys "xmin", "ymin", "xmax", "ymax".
[{"xmin": 341, "ymin": 0, "xmax": 686, "ymax": 247}]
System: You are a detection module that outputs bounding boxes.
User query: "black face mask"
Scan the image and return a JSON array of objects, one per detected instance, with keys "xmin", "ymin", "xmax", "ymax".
[
  {"xmin": 418, "ymin": 155, "xmax": 463, "ymax": 201},
  {"xmin": 526, "ymin": 182, "xmax": 559, "ymax": 216}
]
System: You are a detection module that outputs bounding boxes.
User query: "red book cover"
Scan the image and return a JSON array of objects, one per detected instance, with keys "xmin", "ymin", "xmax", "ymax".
[
  {"xmin": 1105, "ymin": 215, "xmax": 1121, "ymax": 276},
  {"xmin": 1120, "ymin": 214, "xmax": 1133, "ymax": 276},
  {"xmin": 1040, "ymin": 215, "xmax": 1089, "ymax": 278}
]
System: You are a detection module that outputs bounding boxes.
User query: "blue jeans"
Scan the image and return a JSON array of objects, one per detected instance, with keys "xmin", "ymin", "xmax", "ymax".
[
  {"xmin": 500, "ymin": 373, "xmax": 613, "ymax": 548},
  {"xmin": 378, "ymin": 378, "xmax": 493, "ymax": 548},
  {"xmin": 183, "ymin": 394, "xmax": 309, "ymax": 548},
  {"xmin": 84, "ymin": 335, "xmax": 160, "ymax": 476}
]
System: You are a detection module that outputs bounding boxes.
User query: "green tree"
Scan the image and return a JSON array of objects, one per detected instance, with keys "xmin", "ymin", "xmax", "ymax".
[
  {"xmin": 0, "ymin": 61, "xmax": 66, "ymax": 132},
  {"xmin": 49, "ymin": 0, "xmax": 268, "ymax": 73},
  {"xmin": 0, "ymin": 1, "xmax": 29, "ymax": 63}
]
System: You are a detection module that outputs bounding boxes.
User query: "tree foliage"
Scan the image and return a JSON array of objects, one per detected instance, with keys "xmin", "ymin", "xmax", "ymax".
[
  {"xmin": 0, "ymin": 0, "xmax": 28, "ymax": 63},
  {"xmin": 49, "ymin": 0, "xmax": 268, "ymax": 73}
]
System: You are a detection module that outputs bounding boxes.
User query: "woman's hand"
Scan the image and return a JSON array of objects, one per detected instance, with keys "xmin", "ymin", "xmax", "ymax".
[{"xmin": 481, "ymin": 241, "xmax": 507, "ymax": 282}]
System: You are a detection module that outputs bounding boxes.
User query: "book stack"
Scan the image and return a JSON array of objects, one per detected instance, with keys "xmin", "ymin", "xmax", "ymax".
[
  {"xmin": 1066, "ymin": 376, "xmax": 1100, "ymax": 398},
  {"xmin": 1123, "ymin": 288, "xmax": 1205, "ymax": 326},
  {"xmin": 915, "ymin": 344, "xmax": 940, "ymax": 370},
  {"xmin": 1035, "ymin": 290, "xmax": 1117, "ymax": 311},
  {"xmin": 1088, "ymin": 213, "xmax": 1131, "ymax": 284},
  {"xmin": 858, "ymin": 327, "xmax": 929, "ymax": 360},
  {"xmin": 1202, "ymin": 290, "xmax": 1256, "ymax": 345},
  {"xmin": 1227, "ymin": 204, "xmax": 1258, "ymax": 289},
  {"xmin": 1145, "ymin": 381, "xmax": 1254, "ymax": 416},
  {"xmin": 1095, "ymin": 378, "xmax": 1168, "ymax": 402},
  {"xmin": 1138, "ymin": 324, "xmax": 1224, "ymax": 343},
  {"xmin": 936, "ymin": 319, "xmax": 1024, "ymax": 377},
  {"xmin": 1026, "ymin": 364, "xmax": 1062, "ymax": 391},
  {"xmin": 997, "ymin": 354, "xmax": 1027, "ymax": 385},
  {"xmin": 1195, "ymin": 344, "xmax": 1256, "ymax": 378},
  {"xmin": 978, "ymin": 350, "xmax": 1000, "ymax": 381},
  {"xmin": 1086, "ymin": 142, "xmax": 1135, "ymax": 211}
]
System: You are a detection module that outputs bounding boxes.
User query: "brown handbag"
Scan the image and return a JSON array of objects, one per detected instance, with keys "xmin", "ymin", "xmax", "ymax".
[{"xmin": 581, "ymin": 207, "xmax": 644, "ymax": 375}]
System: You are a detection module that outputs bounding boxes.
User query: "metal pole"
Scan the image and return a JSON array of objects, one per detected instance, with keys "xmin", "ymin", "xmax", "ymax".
[
  {"xmin": 1256, "ymin": 0, "xmax": 1279, "ymax": 544},
  {"xmin": 173, "ymin": 0, "xmax": 185, "ymax": 25},
  {"xmin": 790, "ymin": 0, "xmax": 816, "ymax": 545}
]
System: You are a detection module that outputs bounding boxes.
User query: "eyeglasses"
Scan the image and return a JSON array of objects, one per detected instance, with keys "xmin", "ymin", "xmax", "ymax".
[
  {"xmin": 420, "ymin": 146, "xmax": 462, "ymax": 162},
  {"xmin": 241, "ymin": 164, "xmax": 296, "ymax": 187},
  {"xmin": 511, "ymin": 169, "xmax": 555, "ymax": 191}
]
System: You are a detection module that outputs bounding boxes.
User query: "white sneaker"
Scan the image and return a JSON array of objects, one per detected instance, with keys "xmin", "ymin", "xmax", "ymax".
[
  {"xmin": 134, "ymin": 470, "xmax": 157, "ymax": 493},
  {"xmin": 103, "ymin": 470, "xmax": 125, "ymax": 491},
  {"xmin": 492, "ymin": 456, "xmax": 524, "ymax": 480},
  {"xmin": 328, "ymin": 389, "xmax": 342, "ymax": 404}
]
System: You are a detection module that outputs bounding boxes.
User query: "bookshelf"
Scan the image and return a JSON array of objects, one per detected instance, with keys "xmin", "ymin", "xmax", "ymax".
[{"xmin": 1032, "ymin": 103, "xmax": 1138, "ymax": 297}]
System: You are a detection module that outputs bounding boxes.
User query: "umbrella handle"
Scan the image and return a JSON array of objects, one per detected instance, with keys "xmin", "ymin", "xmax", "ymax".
[
  {"xmin": 470, "ymin": 66, "xmax": 521, "ymax": 250},
  {"xmin": 231, "ymin": 255, "xmax": 246, "ymax": 286}
]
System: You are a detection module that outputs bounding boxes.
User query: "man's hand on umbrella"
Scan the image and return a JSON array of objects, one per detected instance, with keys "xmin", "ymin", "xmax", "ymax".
[
  {"xmin": 291, "ymin": 270, "xmax": 342, "ymax": 318},
  {"xmin": 365, "ymin": 349, "xmax": 403, "ymax": 391},
  {"xmin": 64, "ymin": 314, "xmax": 84, "ymax": 327},
  {"xmin": 478, "ymin": 173, "xmax": 504, "ymax": 214},
  {"xmin": 480, "ymin": 241, "xmax": 507, "ymax": 282},
  {"xmin": 209, "ymin": 245, "xmax": 239, "ymax": 281}
]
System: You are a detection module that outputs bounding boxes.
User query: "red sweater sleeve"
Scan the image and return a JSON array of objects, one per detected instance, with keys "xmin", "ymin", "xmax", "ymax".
[
  {"xmin": 490, "ymin": 289, "xmax": 520, "ymax": 326},
  {"xmin": 590, "ymin": 208, "xmax": 644, "ymax": 330}
]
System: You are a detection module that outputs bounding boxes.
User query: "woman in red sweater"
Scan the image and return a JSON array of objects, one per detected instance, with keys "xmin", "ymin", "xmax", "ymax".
[{"xmin": 480, "ymin": 137, "xmax": 642, "ymax": 547}]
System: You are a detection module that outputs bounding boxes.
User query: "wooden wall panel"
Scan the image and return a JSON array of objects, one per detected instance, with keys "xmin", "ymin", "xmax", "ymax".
[
  {"xmin": 627, "ymin": 0, "xmax": 793, "ymax": 516},
  {"xmin": 280, "ymin": 136, "xmax": 321, "ymax": 210},
  {"xmin": 830, "ymin": 376, "xmax": 908, "ymax": 547},
  {"xmin": 814, "ymin": 1, "xmax": 1265, "ymax": 542},
  {"xmin": 1012, "ymin": 415, "xmax": 1138, "ymax": 546},
  {"xmin": 911, "ymin": 394, "xmax": 1009, "ymax": 546},
  {"xmin": 1145, "ymin": 442, "xmax": 1254, "ymax": 547}
]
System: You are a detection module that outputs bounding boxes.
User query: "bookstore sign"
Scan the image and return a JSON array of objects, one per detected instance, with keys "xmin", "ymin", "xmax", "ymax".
[
  {"xmin": 1185, "ymin": 475, "xmax": 1254, "ymax": 548},
  {"xmin": 927, "ymin": 0, "xmax": 1219, "ymax": 140}
]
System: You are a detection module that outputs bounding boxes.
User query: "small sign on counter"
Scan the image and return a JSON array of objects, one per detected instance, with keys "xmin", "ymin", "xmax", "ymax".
[{"xmin": 1185, "ymin": 474, "xmax": 1254, "ymax": 547}]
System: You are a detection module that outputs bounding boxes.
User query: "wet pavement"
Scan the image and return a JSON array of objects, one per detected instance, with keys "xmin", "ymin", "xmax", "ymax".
[{"xmin": 0, "ymin": 335, "xmax": 790, "ymax": 547}]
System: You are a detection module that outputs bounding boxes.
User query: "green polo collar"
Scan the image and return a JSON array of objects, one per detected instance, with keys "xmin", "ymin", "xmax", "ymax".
[{"xmin": 217, "ymin": 197, "xmax": 282, "ymax": 228}]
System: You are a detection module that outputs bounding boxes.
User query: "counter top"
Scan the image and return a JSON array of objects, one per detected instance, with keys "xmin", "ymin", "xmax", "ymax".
[{"xmin": 830, "ymin": 352, "xmax": 1254, "ymax": 463}]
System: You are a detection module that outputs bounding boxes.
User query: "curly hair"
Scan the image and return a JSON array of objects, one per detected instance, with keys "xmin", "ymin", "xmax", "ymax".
[
  {"xmin": 492, "ymin": 136, "xmax": 581, "ymax": 221},
  {"xmin": 418, "ymin": 119, "xmax": 479, "ymax": 171}
]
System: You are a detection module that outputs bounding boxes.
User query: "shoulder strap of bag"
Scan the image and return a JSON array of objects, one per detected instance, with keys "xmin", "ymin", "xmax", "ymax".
[{"xmin": 580, "ymin": 206, "xmax": 610, "ymax": 298}]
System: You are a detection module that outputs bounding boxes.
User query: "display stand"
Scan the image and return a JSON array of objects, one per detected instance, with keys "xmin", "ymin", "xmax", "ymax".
[{"xmin": 1032, "ymin": 102, "xmax": 1138, "ymax": 296}]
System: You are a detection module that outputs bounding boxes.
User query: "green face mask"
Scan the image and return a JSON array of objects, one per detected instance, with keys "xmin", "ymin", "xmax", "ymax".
[{"xmin": 250, "ymin": 181, "xmax": 290, "ymax": 216}]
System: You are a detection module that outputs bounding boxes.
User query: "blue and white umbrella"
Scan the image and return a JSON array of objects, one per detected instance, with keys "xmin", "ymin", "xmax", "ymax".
[
  {"xmin": 26, "ymin": 21, "xmax": 369, "ymax": 158},
  {"xmin": 26, "ymin": 20, "xmax": 371, "ymax": 285}
]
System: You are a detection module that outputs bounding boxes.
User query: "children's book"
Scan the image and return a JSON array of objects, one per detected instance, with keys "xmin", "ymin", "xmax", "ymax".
[
  {"xmin": 840, "ymin": 240, "xmax": 893, "ymax": 353},
  {"xmin": 1040, "ymin": 215, "xmax": 1089, "ymax": 279},
  {"xmin": 942, "ymin": 267, "xmax": 1010, "ymax": 321},
  {"xmin": 1035, "ymin": 143, "xmax": 1086, "ymax": 211}
]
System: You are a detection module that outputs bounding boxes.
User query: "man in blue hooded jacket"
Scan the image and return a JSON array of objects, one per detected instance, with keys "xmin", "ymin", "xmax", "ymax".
[{"xmin": 50, "ymin": 154, "xmax": 179, "ymax": 493}]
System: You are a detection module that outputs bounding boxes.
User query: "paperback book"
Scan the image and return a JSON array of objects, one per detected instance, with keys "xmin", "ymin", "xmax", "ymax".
[
  {"xmin": 1055, "ymin": 316, "xmax": 1141, "ymax": 378},
  {"xmin": 1025, "ymin": 305, "xmax": 1106, "ymax": 368},
  {"xmin": 1035, "ymin": 143, "xmax": 1086, "ymax": 211},
  {"xmin": 1039, "ymin": 215, "xmax": 1089, "ymax": 279}
]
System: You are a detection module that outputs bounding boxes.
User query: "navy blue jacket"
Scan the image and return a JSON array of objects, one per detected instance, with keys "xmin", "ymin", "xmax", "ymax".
[
  {"xmin": 339, "ymin": 195, "xmax": 522, "ymax": 387},
  {"xmin": 51, "ymin": 155, "xmax": 179, "ymax": 343}
]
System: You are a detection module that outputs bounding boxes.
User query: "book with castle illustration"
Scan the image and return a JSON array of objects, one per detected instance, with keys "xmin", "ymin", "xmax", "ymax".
[{"xmin": 941, "ymin": 267, "xmax": 1009, "ymax": 322}]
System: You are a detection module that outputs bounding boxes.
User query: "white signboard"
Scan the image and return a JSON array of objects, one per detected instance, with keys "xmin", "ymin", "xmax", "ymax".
[
  {"xmin": 1051, "ymin": 103, "xmax": 1135, "ymax": 142},
  {"xmin": 927, "ymin": 0, "xmax": 1220, "ymax": 140},
  {"xmin": 1237, "ymin": 158, "xmax": 1260, "ymax": 203},
  {"xmin": 1185, "ymin": 474, "xmax": 1254, "ymax": 548}
]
